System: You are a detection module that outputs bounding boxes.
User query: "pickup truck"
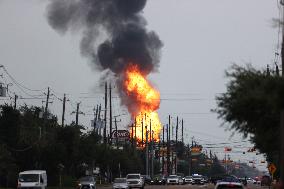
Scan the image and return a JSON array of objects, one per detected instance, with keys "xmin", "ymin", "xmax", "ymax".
[{"xmin": 126, "ymin": 174, "xmax": 144, "ymax": 189}]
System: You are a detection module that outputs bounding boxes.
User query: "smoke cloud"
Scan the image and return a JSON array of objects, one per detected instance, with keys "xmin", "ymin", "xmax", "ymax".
[{"xmin": 47, "ymin": 0, "xmax": 163, "ymax": 75}]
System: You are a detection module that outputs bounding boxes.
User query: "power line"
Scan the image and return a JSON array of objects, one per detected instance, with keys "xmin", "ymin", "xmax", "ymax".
[{"xmin": 0, "ymin": 65, "xmax": 46, "ymax": 92}]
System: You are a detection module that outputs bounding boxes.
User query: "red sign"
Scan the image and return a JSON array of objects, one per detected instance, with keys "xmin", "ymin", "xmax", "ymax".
[{"xmin": 111, "ymin": 130, "xmax": 130, "ymax": 139}]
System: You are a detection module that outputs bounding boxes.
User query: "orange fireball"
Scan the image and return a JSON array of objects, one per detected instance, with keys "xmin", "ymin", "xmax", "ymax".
[{"xmin": 123, "ymin": 64, "xmax": 161, "ymax": 143}]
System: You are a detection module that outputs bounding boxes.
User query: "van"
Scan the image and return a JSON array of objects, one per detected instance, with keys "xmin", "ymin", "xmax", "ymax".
[{"xmin": 18, "ymin": 170, "xmax": 47, "ymax": 189}]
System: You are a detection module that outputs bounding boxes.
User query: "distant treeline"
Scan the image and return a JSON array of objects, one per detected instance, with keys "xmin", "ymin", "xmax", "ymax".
[{"xmin": 0, "ymin": 104, "xmax": 226, "ymax": 188}]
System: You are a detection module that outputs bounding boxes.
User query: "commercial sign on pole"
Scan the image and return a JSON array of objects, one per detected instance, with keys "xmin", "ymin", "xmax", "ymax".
[
  {"xmin": 191, "ymin": 146, "xmax": 202, "ymax": 156},
  {"xmin": 111, "ymin": 130, "xmax": 130, "ymax": 140}
]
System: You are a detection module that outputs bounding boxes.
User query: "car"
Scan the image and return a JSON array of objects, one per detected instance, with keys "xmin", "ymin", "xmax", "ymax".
[
  {"xmin": 177, "ymin": 176, "xmax": 185, "ymax": 185},
  {"xmin": 184, "ymin": 176, "xmax": 193, "ymax": 184},
  {"xmin": 246, "ymin": 178, "xmax": 256, "ymax": 184},
  {"xmin": 238, "ymin": 178, "xmax": 247, "ymax": 186},
  {"xmin": 166, "ymin": 175, "xmax": 179, "ymax": 185},
  {"xmin": 77, "ymin": 176, "xmax": 96, "ymax": 189},
  {"xmin": 126, "ymin": 174, "xmax": 144, "ymax": 189},
  {"xmin": 150, "ymin": 175, "xmax": 166, "ymax": 185},
  {"xmin": 141, "ymin": 175, "xmax": 151, "ymax": 185},
  {"xmin": 192, "ymin": 174, "xmax": 204, "ymax": 185},
  {"xmin": 215, "ymin": 182, "xmax": 244, "ymax": 189},
  {"xmin": 202, "ymin": 176, "xmax": 209, "ymax": 183},
  {"xmin": 113, "ymin": 178, "xmax": 128, "ymax": 189}
]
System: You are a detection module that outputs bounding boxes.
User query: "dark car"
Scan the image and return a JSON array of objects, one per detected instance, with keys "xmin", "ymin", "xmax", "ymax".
[
  {"xmin": 141, "ymin": 175, "xmax": 151, "ymax": 185},
  {"xmin": 239, "ymin": 178, "xmax": 247, "ymax": 186},
  {"xmin": 150, "ymin": 175, "xmax": 166, "ymax": 185}
]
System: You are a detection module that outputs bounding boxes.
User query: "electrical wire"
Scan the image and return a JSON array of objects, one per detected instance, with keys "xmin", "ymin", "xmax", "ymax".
[{"xmin": 0, "ymin": 65, "xmax": 46, "ymax": 92}]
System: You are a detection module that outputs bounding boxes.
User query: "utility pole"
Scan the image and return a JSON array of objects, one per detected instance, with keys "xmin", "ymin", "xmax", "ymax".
[
  {"xmin": 104, "ymin": 82, "xmax": 107, "ymax": 144},
  {"xmin": 280, "ymin": 0, "xmax": 284, "ymax": 185},
  {"xmin": 182, "ymin": 119, "xmax": 184, "ymax": 144},
  {"xmin": 14, "ymin": 94, "xmax": 18, "ymax": 110},
  {"xmin": 135, "ymin": 118, "xmax": 137, "ymax": 144},
  {"xmin": 131, "ymin": 123, "xmax": 134, "ymax": 147},
  {"xmin": 61, "ymin": 94, "xmax": 66, "ymax": 126},
  {"xmin": 141, "ymin": 118, "xmax": 144, "ymax": 147},
  {"xmin": 94, "ymin": 105, "xmax": 99, "ymax": 132},
  {"xmin": 115, "ymin": 117, "xmax": 118, "ymax": 150},
  {"xmin": 167, "ymin": 115, "xmax": 171, "ymax": 175},
  {"xmin": 145, "ymin": 128, "xmax": 149, "ymax": 176},
  {"xmin": 43, "ymin": 87, "xmax": 50, "ymax": 138},
  {"xmin": 98, "ymin": 104, "xmax": 102, "ymax": 136},
  {"xmin": 149, "ymin": 119, "xmax": 152, "ymax": 176},
  {"xmin": 75, "ymin": 102, "xmax": 80, "ymax": 126},
  {"xmin": 162, "ymin": 125, "xmax": 165, "ymax": 175},
  {"xmin": 175, "ymin": 116, "xmax": 178, "ymax": 174},
  {"xmin": 150, "ymin": 119, "xmax": 154, "ymax": 178},
  {"xmin": 109, "ymin": 83, "xmax": 112, "ymax": 144},
  {"xmin": 44, "ymin": 87, "xmax": 50, "ymax": 118}
]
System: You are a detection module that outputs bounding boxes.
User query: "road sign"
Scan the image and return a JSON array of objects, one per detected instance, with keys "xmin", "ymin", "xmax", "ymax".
[{"xmin": 268, "ymin": 163, "xmax": 277, "ymax": 175}]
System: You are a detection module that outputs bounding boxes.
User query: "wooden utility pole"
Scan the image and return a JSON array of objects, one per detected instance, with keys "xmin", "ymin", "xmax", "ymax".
[
  {"xmin": 281, "ymin": 0, "xmax": 284, "ymax": 185},
  {"xmin": 135, "ymin": 118, "xmax": 137, "ymax": 142},
  {"xmin": 167, "ymin": 115, "xmax": 171, "ymax": 175},
  {"xmin": 61, "ymin": 94, "xmax": 66, "ymax": 126},
  {"xmin": 43, "ymin": 87, "xmax": 50, "ymax": 138},
  {"xmin": 115, "ymin": 117, "xmax": 118, "ymax": 150},
  {"xmin": 44, "ymin": 87, "xmax": 50, "ymax": 118},
  {"xmin": 14, "ymin": 94, "xmax": 18, "ymax": 110},
  {"xmin": 75, "ymin": 102, "xmax": 80, "ymax": 126},
  {"xmin": 141, "ymin": 118, "xmax": 144, "ymax": 147},
  {"xmin": 182, "ymin": 119, "xmax": 184, "ymax": 144},
  {"xmin": 162, "ymin": 125, "xmax": 165, "ymax": 175},
  {"xmin": 131, "ymin": 123, "xmax": 134, "ymax": 147},
  {"xmin": 145, "ymin": 129, "xmax": 149, "ymax": 176},
  {"xmin": 109, "ymin": 83, "xmax": 112, "ymax": 144},
  {"xmin": 175, "ymin": 116, "xmax": 178, "ymax": 173},
  {"xmin": 104, "ymin": 82, "xmax": 107, "ymax": 144},
  {"xmin": 98, "ymin": 104, "xmax": 101, "ymax": 135}
]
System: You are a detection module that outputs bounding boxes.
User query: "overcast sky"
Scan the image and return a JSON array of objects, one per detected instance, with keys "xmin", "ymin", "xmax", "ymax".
[{"xmin": 0, "ymin": 0, "xmax": 280, "ymax": 172}]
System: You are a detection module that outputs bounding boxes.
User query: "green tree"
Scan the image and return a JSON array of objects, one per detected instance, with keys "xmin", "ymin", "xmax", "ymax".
[{"xmin": 215, "ymin": 64, "xmax": 284, "ymax": 176}]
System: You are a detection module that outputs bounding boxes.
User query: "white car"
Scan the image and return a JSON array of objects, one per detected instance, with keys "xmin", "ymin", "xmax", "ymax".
[
  {"xmin": 246, "ymin": 178, "xmax": 256, "ymax": 184},
  {"xmin": 215, "ymin": 182, "xmax": 244, "ymax": 189},
  {"xmin": 126, "ymin": 174, "xmax": 144, "ymax": 189},
  {"xmin": 184, "ymin": 176, "xmax": 193, "ymax": 184},
  {"xmin": 167, "ymin": 175, "xmax": 179, "ymax": 185},
  {"xmin": 113, "ymin": 178, "xmax": 128, "ymax": 189}
]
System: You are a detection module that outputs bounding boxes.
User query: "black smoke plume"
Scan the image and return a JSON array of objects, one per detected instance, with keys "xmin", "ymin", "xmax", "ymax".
[{"xmin": 47, "ymin": 0, "xmax": 163, "ymax": 75}]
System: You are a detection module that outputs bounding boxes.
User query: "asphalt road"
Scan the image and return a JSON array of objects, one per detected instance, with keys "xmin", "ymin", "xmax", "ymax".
[{"xmin": 98, "ymin": 183, "xmax": 270, "ymax": 189}]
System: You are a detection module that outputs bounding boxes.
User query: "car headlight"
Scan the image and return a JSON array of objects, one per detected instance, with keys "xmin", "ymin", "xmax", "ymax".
[{"xmin": 90, "ymin": 184, "xmax": 94, "ymax": 186}]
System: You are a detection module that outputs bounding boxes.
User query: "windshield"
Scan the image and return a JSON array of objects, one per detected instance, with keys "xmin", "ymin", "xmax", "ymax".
[
  {"xmin": 80, "ymin": 177, "xmax": 95, "ymax": 182},
  {"xmin": 193, "ymin": 176, "xmax": 202, "ymax": 179},
  {"xmin": 217, "ymin": 184, "xmax": 243, "ymax": 189},
  {"xmin": 168, "ymin": 175, "xmax": 177, "ymax": 178},
  {"xmin": 114, "ymin": 178, "xmax": 127, "ymax": 183},
  {"xmin": 185, "ymin": 176, "xmax": 192, "ymax": 179},
  {"xmin": 127, "ymin": 175, "xmax": 140, "ymax": 179},
  {"xmin": 19, "ymin": 174, "xmax": 39, "ymax": 182}
]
